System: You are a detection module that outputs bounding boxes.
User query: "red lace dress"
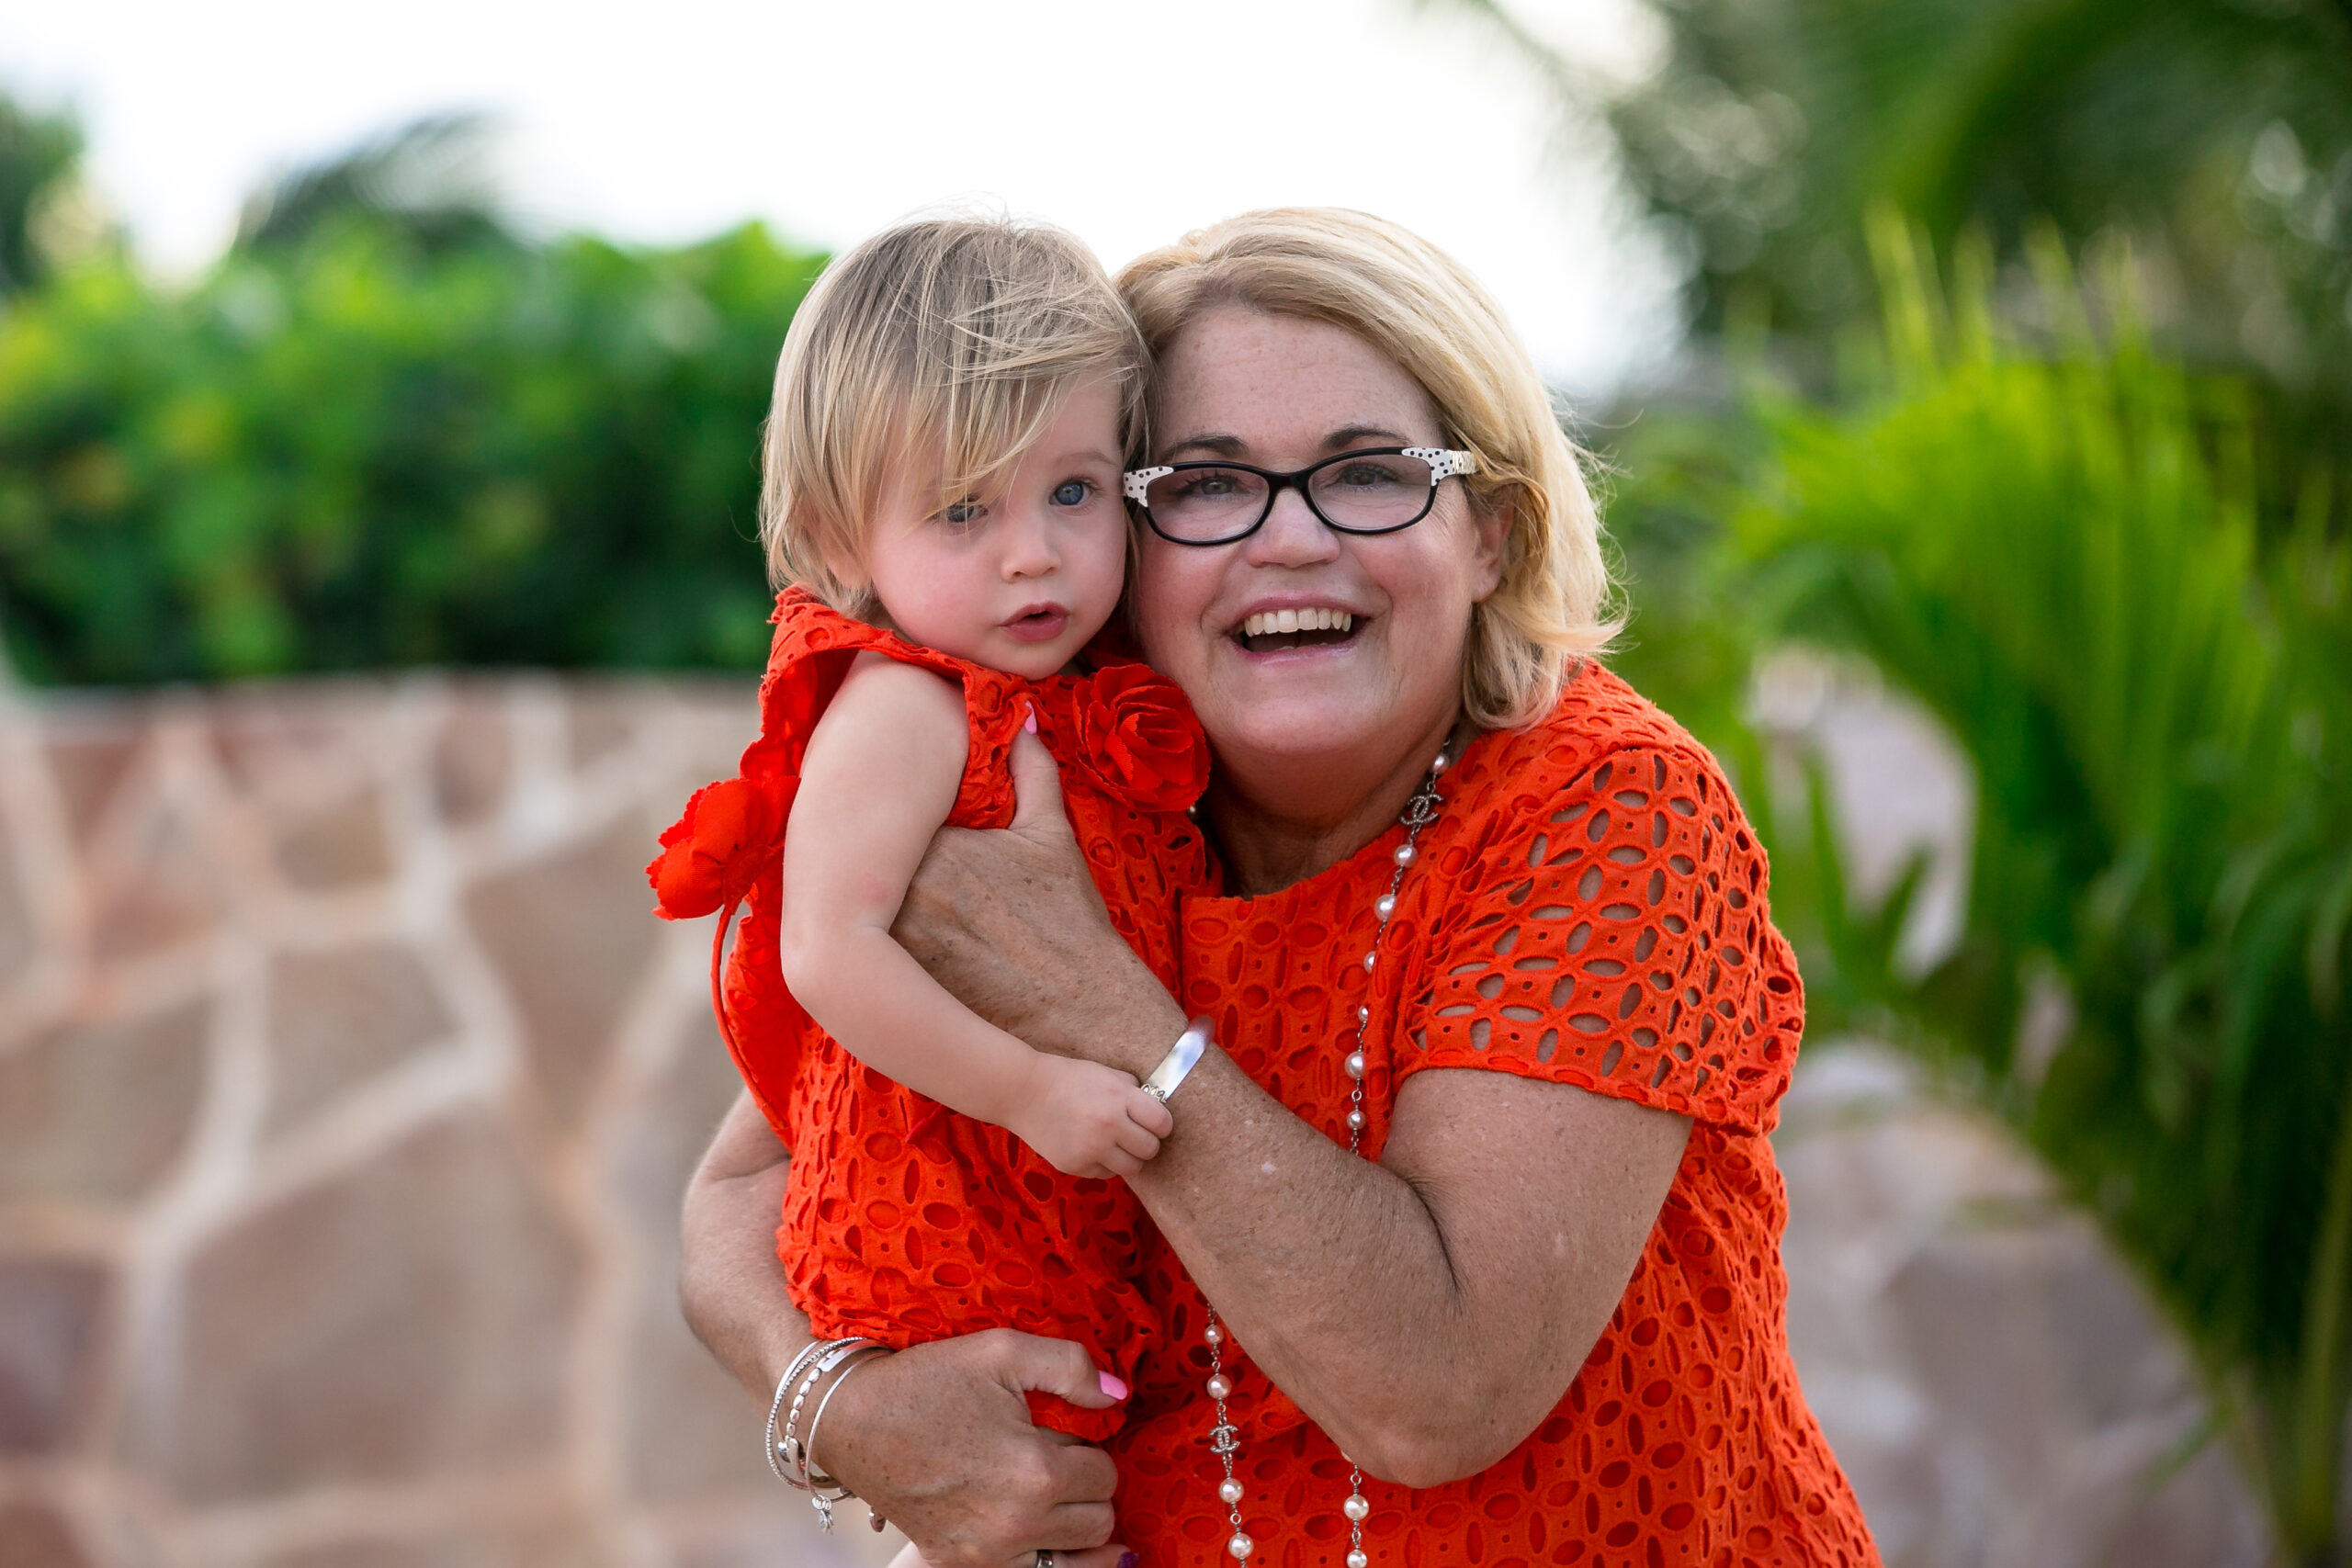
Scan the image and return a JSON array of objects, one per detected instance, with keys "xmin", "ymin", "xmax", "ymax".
[
  {"xmin": 650, "ymin": 590, "xmax": 1210, "ymax": 1438},
  {"xmin": 1107, "ymin": 665, "xmax": 1880, "ymax": 1566}
]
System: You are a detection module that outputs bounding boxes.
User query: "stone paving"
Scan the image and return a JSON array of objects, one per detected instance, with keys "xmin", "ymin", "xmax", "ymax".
[{"xmin": 0, "ymin": 671, "xmax": 2270, "ymax": 1567}]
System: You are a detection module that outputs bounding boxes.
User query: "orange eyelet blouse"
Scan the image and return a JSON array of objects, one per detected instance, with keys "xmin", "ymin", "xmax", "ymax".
[{"xmin": 1101, "ymin": 663, "xmax": 1879, "ymax": 1567}]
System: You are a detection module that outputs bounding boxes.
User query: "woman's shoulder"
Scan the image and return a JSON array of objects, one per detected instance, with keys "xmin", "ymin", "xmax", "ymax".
[
  {"xmin": 1461, "ymin": 660, "xmax": 1735, "ymax": 827},
  {"xmin": 1412, "ymin": 661, "xmax": 1801, "ymax": 1134}
]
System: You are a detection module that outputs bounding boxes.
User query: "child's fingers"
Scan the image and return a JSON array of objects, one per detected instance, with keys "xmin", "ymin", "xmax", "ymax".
[
  {"xmin": 1116, "ymin": 1121, "xmax": 1162, "ymax": 1165},
  {"xmin": 1132, "ymin": 1092, "xmax": 1174, "ymax": 1139}
]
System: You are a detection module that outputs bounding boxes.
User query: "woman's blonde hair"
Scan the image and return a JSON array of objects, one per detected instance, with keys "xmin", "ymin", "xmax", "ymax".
[
  {"xmin": 762, "ymin": 215, "xmax": 1148, "ymax": 612},
  {"xmin": 1117, "ymin": 208, "xmax": 1618, "ymax": 728}
]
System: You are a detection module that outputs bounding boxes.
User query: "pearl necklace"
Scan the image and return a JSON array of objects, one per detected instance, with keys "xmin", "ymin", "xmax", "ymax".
[{"xmin": 1201, "ymin": 737, "xmax": 1457, "ymax": 1566}]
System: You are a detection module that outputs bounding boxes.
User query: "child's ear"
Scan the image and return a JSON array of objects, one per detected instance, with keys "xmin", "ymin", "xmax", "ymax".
[{"xmin": 819, "ymin": 543, "xmax": 871, "ymax": 602}]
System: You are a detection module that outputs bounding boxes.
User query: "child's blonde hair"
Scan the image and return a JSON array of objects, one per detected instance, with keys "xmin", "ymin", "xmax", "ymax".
[
  {"xmin": 1119, "ymin": 208, "xmax": 1619, "ymax": 729},
  {"xmin": 762, "ymin": 215, "xmax": 1148, "ymax": 613}
]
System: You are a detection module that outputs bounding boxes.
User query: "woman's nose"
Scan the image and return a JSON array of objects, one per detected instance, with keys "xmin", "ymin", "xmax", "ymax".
[{"xmin": 1244, "ymin": 486, "xmax": 1341, "ymax": 568}]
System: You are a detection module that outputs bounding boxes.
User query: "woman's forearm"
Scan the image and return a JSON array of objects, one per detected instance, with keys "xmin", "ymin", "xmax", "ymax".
[
  {"xmin": 1012, "ymin": 957, "xmax": 1687, "ymax": 1487},
  {"xmin": 678, "ymin": 1090, "xmax": 814, "ymax": 1403}
]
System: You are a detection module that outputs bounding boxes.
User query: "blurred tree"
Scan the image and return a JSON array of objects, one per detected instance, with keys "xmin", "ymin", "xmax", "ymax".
[
  {"xmin": 0, "ymin": 94, "xmax": 84, "ymax": 297},
  {"xmin": 235, "ymin": 113, "xmax": 515, "ymax": 258},
  {"xmin": 1435, "ymin": 0, "xmax": 2352, "ymax": 368},
  {"xmin": 0, "ymin": 106, "xmax": 824, "ymax": 684}
]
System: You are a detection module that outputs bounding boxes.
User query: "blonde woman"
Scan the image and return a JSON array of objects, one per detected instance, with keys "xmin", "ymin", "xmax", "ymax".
[{"xmin": 682, "ymin": 209, "xmax": 1880, "ymax": 1568}]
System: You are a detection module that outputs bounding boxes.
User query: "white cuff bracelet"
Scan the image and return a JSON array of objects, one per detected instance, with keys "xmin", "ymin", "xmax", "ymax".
[{"xmin": 1140, "ymin": 1017, "xmax": 1215, "ymax": 1104}]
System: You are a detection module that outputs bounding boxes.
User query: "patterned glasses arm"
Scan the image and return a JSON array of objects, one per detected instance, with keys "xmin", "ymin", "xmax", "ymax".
[
  {"xmin": 1403, "ymin": 447, "xmax": 1479, "ymax": 482},
  {"xmin": 1123, "ymin": 468, "xmax": 1173, "ymax": 502}
]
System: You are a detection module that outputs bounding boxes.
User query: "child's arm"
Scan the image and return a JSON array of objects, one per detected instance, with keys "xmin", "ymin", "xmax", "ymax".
[{"xmin": 777, "ymin": 653, "xmax": 1173, "ymax": 1178}]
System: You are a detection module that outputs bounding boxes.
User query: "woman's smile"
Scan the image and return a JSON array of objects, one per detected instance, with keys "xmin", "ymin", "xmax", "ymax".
[{"xmin": 1229, "ymin": 600, "xmax": 1363, "ymax": 654}]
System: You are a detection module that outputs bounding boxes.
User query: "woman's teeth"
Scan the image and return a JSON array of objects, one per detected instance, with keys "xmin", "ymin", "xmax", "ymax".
[{"xmin": 1240, "ymin": 607, "xmax": 1353, "ymax": 637}]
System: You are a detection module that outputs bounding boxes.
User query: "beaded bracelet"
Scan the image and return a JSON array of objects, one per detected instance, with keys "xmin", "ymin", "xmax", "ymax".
[
  {"xmin": 801, "ymin": 1345, "xmax": 892, "ymax": 1533},
  {"xmin": 763, "ymin": 1339, "xmax": 835, "ymax": 1485},
  {"xmin": 766, "ymin": 1338, "xmax": 876, "ymax": 1491}
]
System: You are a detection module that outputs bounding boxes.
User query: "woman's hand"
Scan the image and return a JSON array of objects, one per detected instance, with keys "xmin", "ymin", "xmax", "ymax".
[
  {"xmin": 812, "ymin": 1330, "xmax": 1132, "ymax": 1567},
  {"xmin": 678, "ymin": 1092, "xmax": 1135, "ymax": 1567},
  {"xmin": 892, "ymin": 732, "xmax": 1187, "ymax": 1068}
]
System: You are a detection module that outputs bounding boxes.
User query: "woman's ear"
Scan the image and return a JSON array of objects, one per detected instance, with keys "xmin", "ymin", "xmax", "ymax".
[{"xmin": 1468, "ymin": 497, "xmax": 1510, "ymax": 603}]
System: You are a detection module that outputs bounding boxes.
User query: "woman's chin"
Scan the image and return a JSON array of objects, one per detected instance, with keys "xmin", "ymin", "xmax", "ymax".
[{"xmin": 1212, "ymin": 690, "xmax": 1408, "ymax": 773}]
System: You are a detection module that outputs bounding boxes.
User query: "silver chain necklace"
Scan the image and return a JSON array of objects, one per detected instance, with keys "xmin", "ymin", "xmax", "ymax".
[{"xmin": 1200, "ymin": 735, "xmax": 1458, "ymax": 1565}]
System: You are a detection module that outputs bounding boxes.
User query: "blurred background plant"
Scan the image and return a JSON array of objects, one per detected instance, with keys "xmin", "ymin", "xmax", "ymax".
[
  {"xmin": 1432, "ymin": 0, "xmax": 2352, "ymax": 1556},
  {"xmin": 0, "ymin": 112, "xmax": 822, "ymax": 683},
  {"xmin": 1736, "ymin": 226, "xmax": 2350, "ymax": 1564}
]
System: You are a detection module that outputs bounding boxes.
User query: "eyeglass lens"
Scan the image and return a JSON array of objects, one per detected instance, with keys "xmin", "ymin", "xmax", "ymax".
[{"xmin": 1141, "ymin": 452, "xmax": 1437, "ymax": 542}]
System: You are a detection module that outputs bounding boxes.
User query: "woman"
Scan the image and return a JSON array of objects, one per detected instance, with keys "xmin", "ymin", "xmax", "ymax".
[{"xmin": 680, "ymin": 209, "xmax": 1878, "ymax": 1568}]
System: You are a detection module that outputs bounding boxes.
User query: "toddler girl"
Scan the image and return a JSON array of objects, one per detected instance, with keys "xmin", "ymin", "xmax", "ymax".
[{"xmin": 648, "ymin": 218, "xmax": 1210, "ymax": 1524}]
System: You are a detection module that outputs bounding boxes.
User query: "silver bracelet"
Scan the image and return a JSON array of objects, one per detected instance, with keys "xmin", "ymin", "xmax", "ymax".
[
  {"xmin": 1140, "ymin": 1016, "xmax": 1215, "ymax": 1105},
  {"xmin": 802, "ymin": 1346, "xmax": 891, "ymax": 1533},
  {"xmin": 763, "ymin": 1339, "xmax": 834, "ymax": 1484},
  {"xmin": 769, "ymin": 1338, "xmax": 876, "ymax": 1490}
]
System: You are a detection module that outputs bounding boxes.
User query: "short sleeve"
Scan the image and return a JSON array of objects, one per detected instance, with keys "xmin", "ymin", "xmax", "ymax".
[{"xmin": 1398, "ymin": 742, "xmax": 1801, "ymax": 1135}]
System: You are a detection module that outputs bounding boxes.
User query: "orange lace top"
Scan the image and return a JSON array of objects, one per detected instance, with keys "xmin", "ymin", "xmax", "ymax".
[
  {"xmin": 649, "ymin": 591, "xmax": 1210, "ymax": 1439},
  {"xmin": 1106, "ymin": 665, "xmax": 1879, "ymax": 1566}
]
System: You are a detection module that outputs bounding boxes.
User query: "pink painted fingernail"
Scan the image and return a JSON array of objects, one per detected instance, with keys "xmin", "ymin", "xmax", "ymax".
[
  {"xmin": 1023, "ymin": 703, "xmax": 1039, "ymax": 735},
  {"xmin": 1100, "ymin": 1371, "xmax": 1129, "ymax": 1399}
]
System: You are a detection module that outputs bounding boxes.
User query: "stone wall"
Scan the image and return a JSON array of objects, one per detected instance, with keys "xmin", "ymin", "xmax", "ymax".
[{"xmin": 0, "ymin": 673, "xmax": 2268, "ymax": 1567}]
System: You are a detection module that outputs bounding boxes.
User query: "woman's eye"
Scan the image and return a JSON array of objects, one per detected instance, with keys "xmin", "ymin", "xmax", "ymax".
[
  {"xmin": 1334, "ymin": 463, "xmax": 1403, "ymax": 490},
  {"xmin": 1051, "ymin": 479, "xmax": 1091, "ymax": 507}
]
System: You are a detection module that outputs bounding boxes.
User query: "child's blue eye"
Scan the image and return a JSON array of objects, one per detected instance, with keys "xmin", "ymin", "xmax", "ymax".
[
  {"xmin": 940, "ymin": 499, "xmax": 983, "ymax": 526},
  {"xmin": 1051, "ymin": 480, "xmax": 1091, "ymax": 507}
]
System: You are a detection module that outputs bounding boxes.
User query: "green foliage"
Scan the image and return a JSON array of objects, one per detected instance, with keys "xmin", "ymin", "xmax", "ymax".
[
  {"xmin": 0, "ymin": 95, "xmax": 84, "ymax": 296},
  {"xmin": 1712, "ymin": 221, "xmax": 2352, "ymax": 1560},
  {"xmin": 0, "ymin": 212, "xmax": 823, "ymax": 683},
  {"xmin": 1437, "ymin": 0, "xmax": 2352, "ymax": 360}
]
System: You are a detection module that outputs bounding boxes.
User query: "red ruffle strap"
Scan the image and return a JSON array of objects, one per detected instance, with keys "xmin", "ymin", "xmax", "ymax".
[{"xmin": 647, "ymin": 775, "xmax": 799, "ymax": 1105}]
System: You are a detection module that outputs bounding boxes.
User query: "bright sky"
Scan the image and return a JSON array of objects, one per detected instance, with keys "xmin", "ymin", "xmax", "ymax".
[{"xmin": 3, "ymin": 0, "xmax": 1680, "ymax": 394}]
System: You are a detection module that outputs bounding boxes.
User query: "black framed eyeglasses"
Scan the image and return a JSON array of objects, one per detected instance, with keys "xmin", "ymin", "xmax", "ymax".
[{"xmin": 1122, "ymin": 446, "xmax": 1479, "ymax": 547}]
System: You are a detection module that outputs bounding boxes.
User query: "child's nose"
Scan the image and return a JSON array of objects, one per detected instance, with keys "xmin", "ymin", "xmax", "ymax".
[{"xmin": 1001, "ymin": 506, "xmax": 1061, "ymax": 577}]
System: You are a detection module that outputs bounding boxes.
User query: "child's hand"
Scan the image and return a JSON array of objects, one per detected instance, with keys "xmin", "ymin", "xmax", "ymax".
[{"xmin": 1013, "ymin": 1056, "xmax": 1176, "ymax": 1179}]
